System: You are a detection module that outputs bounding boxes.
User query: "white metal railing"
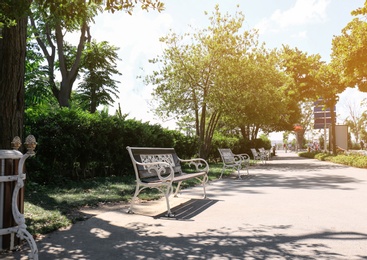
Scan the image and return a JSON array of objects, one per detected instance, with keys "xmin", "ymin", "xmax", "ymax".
[{"xmin": 0, "ymin": 136, "xmax": 38, "ymax": 259}]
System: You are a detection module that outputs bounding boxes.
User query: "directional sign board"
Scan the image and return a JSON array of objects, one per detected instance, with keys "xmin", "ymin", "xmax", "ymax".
[
  {"xmin": 314, "ymin": 118, "xmax": 334, "ymax": 124},
  {"xmin": 313, "ymin": 98, "xmax": 336, "ymax": 129},
  {"xmin": 314, "ymin": 112, "xmax": 332, "ymax": 118}
]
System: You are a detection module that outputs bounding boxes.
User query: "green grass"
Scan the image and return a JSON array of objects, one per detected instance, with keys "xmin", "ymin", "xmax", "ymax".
[{"xmin": 24, "ymin": 164, "xmax": 230, "ymax": 236}]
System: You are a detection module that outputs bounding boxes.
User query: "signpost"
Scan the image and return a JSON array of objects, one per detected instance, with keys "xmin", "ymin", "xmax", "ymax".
[{"xmin": 313, "ymin": 98, "xmax": 336, "ymax": 151}]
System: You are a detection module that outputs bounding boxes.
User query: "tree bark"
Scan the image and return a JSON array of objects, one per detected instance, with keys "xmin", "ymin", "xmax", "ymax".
[{"xmin": 0, "ymin": 16, "xmax": 28, "ymax": 149}]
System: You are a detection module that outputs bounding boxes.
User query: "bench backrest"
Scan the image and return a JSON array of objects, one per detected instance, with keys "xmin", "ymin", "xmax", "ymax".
[
  {"xmin": 127, "ymin": 146, "xmax": 182, "ymax": 180},
  {"xmin": 250, "ymin": 148, "xmax": 259, "ymax": 157},
  {"xmin": 218, "ymin": 148, "xmax": 236, "ymax": 164}
]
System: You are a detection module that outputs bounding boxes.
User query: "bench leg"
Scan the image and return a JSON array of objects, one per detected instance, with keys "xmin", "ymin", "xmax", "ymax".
[
  {"xmin": 173, "ymin": 181, "xmax": 182, "ymax": 197},
  {"xmin": 127, "ymin": 183, "xmax": 141, "ymax": 214},
  {"xmin": 237, "ymin": 165, "xmax": 242, "ymax": 179},
  {"xmin": 202, "ymin": 175, "xmax": 208, "ymax": 199},
  {"xmin": 164, "ymin": 185, "xmax": 174, "ymax": 217},
  {"xmin": 219, "ymin": 166, "xmax": 226, "ymax": 179}
]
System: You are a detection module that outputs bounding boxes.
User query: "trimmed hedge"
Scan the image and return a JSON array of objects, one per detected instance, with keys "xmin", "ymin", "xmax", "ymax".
[
  {"xmin": 25, "ymin": 108, "xmax": 197, "ymax": 183},
  {"xmin": 25, "ymin": 108, "xmax": 272, "ymax": 183},
  {"xmin": 299, "ymin": 151, "xmax": 367, "ymax": 168}
]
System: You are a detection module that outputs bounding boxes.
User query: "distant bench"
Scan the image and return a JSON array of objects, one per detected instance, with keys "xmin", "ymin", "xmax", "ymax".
[{"xmin": 126, "ymin": 146, "xmax": 209, "ymax": 217}]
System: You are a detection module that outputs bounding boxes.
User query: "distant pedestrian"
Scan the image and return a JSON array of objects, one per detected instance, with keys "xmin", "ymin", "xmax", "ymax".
[
  {"xmin": 360, "ymin": 140, "xmax": 364, "ymax": 150},
  {"xmin": 283, "ymin": 143, "xmax": 287, "ymax": 153}
]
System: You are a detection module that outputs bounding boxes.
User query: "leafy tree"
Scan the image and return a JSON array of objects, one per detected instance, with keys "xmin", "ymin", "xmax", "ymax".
[
  {"xmin": 146, "ymin": 5, "xmax": 250, "ymax": 158},
  {"xmin": 75, "ymin": 40, "xmax": 121, "ymax": 113},
  {"xmin": 25, "ymin": 28, "xmax": 56, "ymax": 108},
  {"xmin": 0, "ymin": 0, "xmax": 163, "ymax": 149},
  {"xmin": 278, "ymin": 45, "xmax": 325, "ymax": 149},
  {"xmin": 316, "ymin": 62, "xmax": 346, "ymax": 154},
  {"xmin": 279, "ymin": 45, "xmax": 324, "ymax": 100},
  {"xmin": 29, "ymin": 0, "xmax": 102, "ymax": 107},
  {"xmin": 332, "ymin": 2, "xmax": 367, "ymax": 91},
  {"xmin": 219, "ymin": 48, "xmax": 300, "ymax": 140}
]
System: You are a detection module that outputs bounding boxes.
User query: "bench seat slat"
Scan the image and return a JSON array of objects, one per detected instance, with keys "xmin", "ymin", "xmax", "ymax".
[{"xmin": 172, "ymin": 171, "xmax": 207, "ymax": 182}]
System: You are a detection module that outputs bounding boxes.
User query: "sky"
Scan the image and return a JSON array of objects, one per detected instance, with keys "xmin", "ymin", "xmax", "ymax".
[{"xmin": 86, "ymin": 0, "xmax": 367, "ymax": 140}]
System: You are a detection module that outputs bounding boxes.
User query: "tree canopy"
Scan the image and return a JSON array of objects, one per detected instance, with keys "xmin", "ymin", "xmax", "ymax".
[
  {"xmin": 146, "ymin": 6, "xmax": 304, "ymax": 158},
  {"xmin": 332, "ymin": 2, "xmax": 367, "ymax": 92}
]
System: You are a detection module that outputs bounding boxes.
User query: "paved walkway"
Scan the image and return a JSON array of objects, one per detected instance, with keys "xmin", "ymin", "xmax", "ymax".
[{"xmin": 6, "ymin": 151, "xmax": 367, "ymax": 259}]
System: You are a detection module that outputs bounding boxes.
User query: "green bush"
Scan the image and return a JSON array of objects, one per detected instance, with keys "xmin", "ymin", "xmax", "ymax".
[
  {"xmin": 314, "ymin": 153, "xmax": 332, "ymax": 161},
  {"xmin": 330, "ymin": 154, "xmax": 367, "ymax": 168},
  {"xmin": 299, "ymin": 151, "xmax": 367, "ymax": 168},
  {"xmin": 25, "ymin": 108, "xmax": 199, "ymax": 183},
  {"xmin": 298, "ymin": 151, "xmax": 319, "ymax": 159}
]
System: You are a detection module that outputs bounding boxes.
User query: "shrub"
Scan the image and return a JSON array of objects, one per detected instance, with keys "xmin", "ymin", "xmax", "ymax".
[
  {"xmin": 300, "ymin": 151, "xmax": 367, "ymax": 169},
  {"xmin": 25, "ymin": 108, "xmax": 199, "ymax": 183},
  {"xmin": 298, "ymin": 151, "xmax": 319, "ymax": 159}
]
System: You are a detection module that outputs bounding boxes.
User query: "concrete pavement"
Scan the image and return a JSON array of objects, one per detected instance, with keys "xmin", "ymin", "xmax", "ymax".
[{"xmin": 6, "ymin": 151, "xmax": 367, "ymax": 259}]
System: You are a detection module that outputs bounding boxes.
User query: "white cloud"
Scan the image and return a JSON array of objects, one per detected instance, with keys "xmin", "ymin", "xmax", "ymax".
[
  {"xmin": 255, "ymin": 0, "xmax": 331, "ymax": 34},
  {"xmin": 291, "ymin": 31, "xmax": 308, "ymax": 39},
  {"xmin": 90, "ymin": 10, "xmax": 176, "ymax": 127}
]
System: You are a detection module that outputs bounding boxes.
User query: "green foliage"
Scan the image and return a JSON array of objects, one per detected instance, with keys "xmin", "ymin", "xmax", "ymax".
[
  {"xmin": 332, "ymin": 2, "xmax": 367, "ymax": 92},
  {"xmin": 300, "ymin": 151, "xmax": 367, "ymax": 168},
  {"xmin": 148, "ymin": 5, "xmax": 277, "ymax": 158},
  {"xmin": 76, "ymin": 40, "xmax": 121, "ymax": 113},
  {"xmin": 207, "ymin": 132, "xmax": 271, "ymax": 161},
  {"xmin": 24, "ymin": 108, "xmax": 199, "ymax": 183},
  {"xmin": 330, "ymin": 153, "xmax": 367, "ymax": 168},
  {"xmin": 208, "ymin": 132, "xmax": 241, "ymax": 161},
  {"xmin": 298, "ymin": 151, "xmax": 321, "ymax": 159}
]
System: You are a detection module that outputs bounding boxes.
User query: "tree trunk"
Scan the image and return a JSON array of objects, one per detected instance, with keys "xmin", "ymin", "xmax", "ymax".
[{"xmin": 0, "ymin": 16, "xmax": 28, "ymax": 149}]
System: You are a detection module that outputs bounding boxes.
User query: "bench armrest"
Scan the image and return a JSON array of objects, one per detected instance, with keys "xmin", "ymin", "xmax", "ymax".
[
  {"xmin": 235, "ymin": 153, "xmax": 250, "ymax": 162},
  {"xmin": 135, "ymin": 161, "xmax": 175, "ymax": 182},
  {"xmin": 178, "ymin": 158, "xmax": 209, "ymax": 172}
]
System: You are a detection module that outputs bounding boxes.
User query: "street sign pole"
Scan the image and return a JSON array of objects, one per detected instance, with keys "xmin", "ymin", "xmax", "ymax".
[{"xmin": 324, "ymin": 110, "xmax": 327, "ymax": 151}]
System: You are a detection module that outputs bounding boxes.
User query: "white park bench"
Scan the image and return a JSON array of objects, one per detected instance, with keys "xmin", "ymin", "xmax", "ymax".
[
  {"xmin": 250, "ymin": 148, "xmax": 267, "ymax": 164},
  {"xmin": 126, "ymin": 146, "xmax": 209, "ymax": 217},
  {"xmin": 258, "ymin": 147, "xmax": 271, "ymax": 161},
  {"xmin": 218, "ymin": 148, "xmax": 250, "ymax": 179}
]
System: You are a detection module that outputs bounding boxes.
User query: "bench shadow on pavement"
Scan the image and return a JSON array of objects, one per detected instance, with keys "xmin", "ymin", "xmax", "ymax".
[{"xmin": 153, "ymin": 198, "xmax": 219, "ymax": 220}]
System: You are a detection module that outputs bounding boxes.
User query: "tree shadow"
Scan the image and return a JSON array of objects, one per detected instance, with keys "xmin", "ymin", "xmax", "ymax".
[
  {"xmin": 22, "ymin": 216, "xmax": 367, "ymax": 259},
  {"xmin": 215, "ymin": 172, "xmax": 363, "ymax": 195}
]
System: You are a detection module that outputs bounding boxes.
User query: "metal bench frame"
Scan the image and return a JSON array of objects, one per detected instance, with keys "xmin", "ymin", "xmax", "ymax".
[
  {"xmin": 218, "ymin": 148, "xmax": 250, "ymax": 179},
  {"xmin": 126, "ymin": 146, "xmax": 209, "ymax": 217}
]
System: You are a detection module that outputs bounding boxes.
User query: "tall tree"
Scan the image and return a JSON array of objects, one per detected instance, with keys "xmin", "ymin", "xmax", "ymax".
[
  {"xmin": 76, "ymin": 40, "xmax": 121, "ymax": 113},
  {"xmin": 278, "ymin": 45, "xmax": 324, "ymax": 149},
  {"xmin": 29, "ymin": 0, "xmax": 101, "ymax": 107},
  {"xmin": 146, "ymin": 6, "xmax": 249, "ymax": 158},
  {"xmin": 0, "ymin": 0, "xmax": 163, "ymax": 149},
  {"xmin": 0, "ymin": 0, "xmax": 31, "ymax": 148},
  {"xmin": 218, "ymin": 48, "xmax": 300, "ymax": 140},
  {"xmin": 25, "ymin": 28, "xmax": 56, "ymax": 108}
]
